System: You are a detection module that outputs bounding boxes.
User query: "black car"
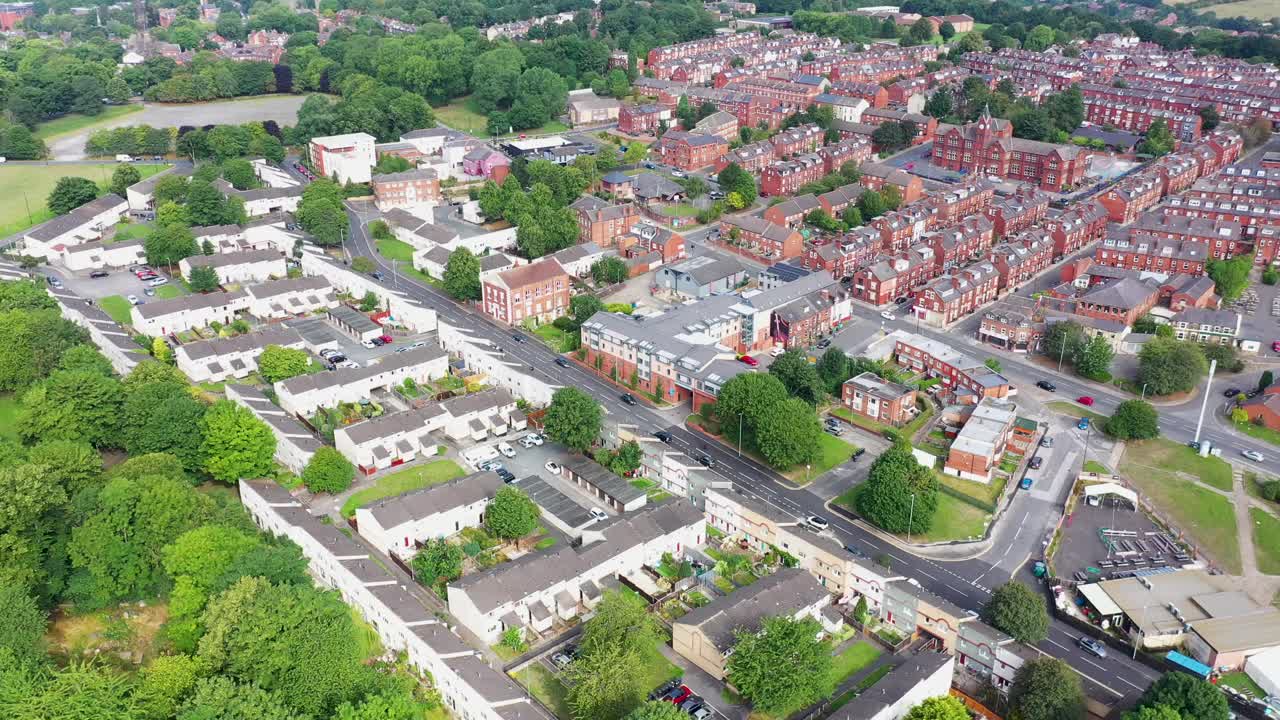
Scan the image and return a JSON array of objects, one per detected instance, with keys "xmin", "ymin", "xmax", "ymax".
[
  {"xmin": 697, "ymin": 453, "xmax": 714, "ymax": 468},
  {"xmin": 1224, "ymin": 387, "xmax": 1242, "ymax": 398},
  {"xmin": 816, "ymin": 338, "xmax": 832, "ymax": 349},
  {"xmin": 1035, "ymin": 380, "xmax": 1057, "ymax": 392},
  {"xmin": 620, "ymin": 393, "xmax": 637, "ymax": 406},
  {"xmin": 654, "ymin": 430, "xmax": 673, "ymax": 443},
  {"xmin": 648, "ymin": 680, "xmax": 680, "ymax": 701},
  {"xmin": 1028, "ymin": 456, "xmax": 1043, "ymax": 470},
  {"xmin": 895, "ymin": 296, "xmax": 910, "ymax": 304},
  {"xmin": 371, "ymin": 271, "xmax": 384, "ymax": 280},
  {"xmin": 89, "ymin": 270, "xmax": 110, "ymax": 278},
  {"xmin": 512, "ymin": 333, "xmax": 526, "ymax": 343},
  {"xmin": 555, "ymin": 357, "xmax": 570, "ymax": 368},
  {"xmin": 497, "ymin": 469, "xmax": 516, "ymax": 483},
  {"xmin": 851, "ymin": 447, "xmax": 866, "ymax": 461}
]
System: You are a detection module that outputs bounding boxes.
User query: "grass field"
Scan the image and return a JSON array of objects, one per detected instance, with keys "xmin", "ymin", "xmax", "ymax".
[
  {"xmin": 111, "ymin": 222, "xmax": 153, "ymax": 244},
  {"xmin": 1045, "ymin": 401, "xmax": 1109, "ymax": 426},
  {"xmin": 34, "ymin": 105, "xmax": 144, "ymax": 140},
  {"xmin": 340, "ymin": 459, "xmax": 466, "ymax": 517},
  {"xmin": 533, "ymin": 323, "xmax": 574, "ymax": 352},
  {"xmin": 1122, "ymin": 438, "xmax": 1233, "ymax": 492},
  {"xmin": 99, "ymin": 295, "xmax": 135, "ymax": 325},
  {"xmin": 1083, "ymin": 460, "xmax": 1110, "ymax": 475},
  {"xmin": 155, "ymin": 284, "xmax": 184, "ymax": 299},
  {"xmin": 936, "ymin": 470, "xmax": 1006, "ymax": 509},
  {"xmin": 1251, "ymin": 508, "xmax": 1280, "ymax": 576},
  {"xmin": 0, "ymin": 393, "xmax": 19, "ymax": 441},
  {"xmin": 432, "ymin": 96, "xmax": 569, "ymax": 137},
  {"xmin": 1199, "ymin": 0, "xmax": 1277, "ymax": 19},
  {"xmin": 1121, "ymin": 445, "xmax": 1241, "ymax": 573},
  {"xmin": 0, "ymin": 164, "xmax": 169, "ymax": 238}
]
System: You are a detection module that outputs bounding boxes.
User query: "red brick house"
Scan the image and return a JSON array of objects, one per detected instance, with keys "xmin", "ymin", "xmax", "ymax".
[
  {"xmin": 618, "ymin": 103, "xmax": 671, "ymax": 134},
  {"xmin": 842, "ymin": 372, "xmax": 917, "ymax": 426},
  {"xmin": 651, "ymin": 131, "xmax": 729, "ymax": 171},
  {"xmin": 818, "ymin": 183, "xmax": 866, "ymax": 218},
  {"xmin": 819, "ymin": 139, "xmax": 872, "ymax": 174},
  {"xmin": 1069, "ymin": 276, "xmax": 1161, "ymax": 327},
  {"xmin": 926, "ymin": 215, "xmax": 996, "ymax": 274},
  {"xmin": 851, "ymin": 246, "xmax": 937, "ymax": 306},
  {"xmin": 828, "ymin": 81, "xmax": 889, "ymax": 108},
  {"xmin": 764, "ymin": 194, "xmax": 821, "ymax": 227},
  {"xmin": 625, "ymin": 223, "xmax": 687, "ymax": 263},
  {"xmin": 719, "ymin": 214, "xmax": 804, "ymax": 261},
  {"xmin": 893, "ymin": 334, "xmax": 1011, "ymax": 402},
  {"xmin": 862, "ymin": 108, "xmax": 937, "ymax": 144},
  {"xmin": 1098, "ymin": 173, "xmax": 1163, "ymax": 224},
  {"xmin": 872, "ymin": 205, "xmax": 933, "ymax": 253},
  {"xmin": 929, "ymin": 177, "xmax": 997, "ymax": 225},
  {"xmin": 983, "ymin": 186, "xmax": 1050, "ymax": 238},
  {"xmin": 1093, "ymin": 236, "xmax": 1209, "ymax": 276},
  {"xmin": 371, "ymin": 168, "xmax": 441, "ymax": 211},
  {"xmin": 977, "ymin": 310, "xmax": 1037, "ymax": 352},
  {"xmin": 859, "ymin": 163, "xmax": 925, "ymax": 205},
  {"xmin": 1151, "ymin": 153, "xmax": 1201, "ymax": 197},
  {"xmin": 760, "ymin": 153, "xmax": 825, "ymax": 197},
  {"xmin": 1047, "ymin": 201, "xmax": 1108, "ymax": 257},
  {"xmin": 770, "ymin": 124, "xmax": 824, "ymax": 159},
  {"xmin": 569, "ymin": 196, "xmax": 640, "ymax": 247},
  {"xmin": 931, "ymin": 111, "xmax": 1086, "ymax": 192},
  {"xmin": 989, "ymin": 231, "xmax": 1054, "ymax": 292},
  {"xmin": 1241, "ymin": 387, "xmax": 1280, "ymax": 431},
  {"xmin": 913, "ymin": 261, "xmax": 1000, "ymax": 327},
  {"xmin": 714, "ymin": 141, "xmax": 774, "ymax": 175},
  {"xmin": 1129, "ymin": 212, "xmax": 1245, "ymax": 260},
  {"xmin": 804, "ymin": 227, "xmax": 879, "ymax": 279},
  {"xmin": 481, "ymin": 258, "xmax": 571, "ymax": 326},
  {"xmin": 693, "ymin": 111, "xmax": 739, "ymax": 142}
]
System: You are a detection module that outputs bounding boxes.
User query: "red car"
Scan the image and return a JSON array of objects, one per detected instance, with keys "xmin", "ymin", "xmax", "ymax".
[
  {"xmin": 668, "ymin": 686, "xmax": 692, "ymax": 705},
  {"xmin": 380, "ymin": 334, "xmax": 393, "ymax": 344},
  {"xmin": 1273, "ymin": 341, "xmax": 1280, "ymax": 353},
  {"xmin": 1077, "ymin": 396, "xmax": 1094, "ymax": 406},
  {"xmin": 738, "ymin": 354, "xmax": 758, "ymax": 366}
]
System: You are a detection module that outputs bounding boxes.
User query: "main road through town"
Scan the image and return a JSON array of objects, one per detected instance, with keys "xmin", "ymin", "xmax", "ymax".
[{"xmin": 339, "ymin": 205, "xmax": 1172, "ymax": 705}]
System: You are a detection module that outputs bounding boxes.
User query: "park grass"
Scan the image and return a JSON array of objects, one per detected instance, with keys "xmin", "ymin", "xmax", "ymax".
[
  {"xmin": 1045, "ymin": 400, "xmax": 1109, "ymax": 426},
  {"xmin": 1198, "ymin": 0, "xmax": 1278, "ymax": 19},
  {"xmin": 340, "ymin": 459, "xmax": 467, "ymax": 517},
  {"xmin": 155, "ymin": 284, "xmax": 185, "ymax": 299},
  {"xmin": 433, "ymin": 96, "xmax": 568, "ymax": 137},
  {"xmin": 511, "ymin": 664, "xmax": 572, "ymax": 719},
  {"xmin": 34, "ymin": 104, "xmax": 143, "ymax": 140},
  {"xmin": 1250, "ymin": 508, "xmax": 1280, "ymax": 576},
  {"xmin": 1120, "ymin": 446, "xmax": 1241, "ymax": 573},
  {"xmin": 0, "ymin": 393, "xmax": 19, "ymax": 441},
  {"xmin": 0, "ymin": 164, "xmax": 169, "ymax": 237},
  {"xmin": 1122, "ymin": 437, "xmax": 1233, "ymax": 492},
  {"xmin": 659, "ymin": 203, "xmax": 699, "ymax": 217},
  {"xmin": 99, "ymin": 295, "xmax": 134, "ymax": 325},
  {"xmin": 375, "ymin": 237, "xmax": 416, "ymax": 263}
]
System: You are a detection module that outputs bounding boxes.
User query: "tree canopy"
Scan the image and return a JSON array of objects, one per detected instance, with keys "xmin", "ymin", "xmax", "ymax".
[
  {"xmin": 856, "ymin": 442, "xmax": 938, "ymax": 535},
  {"xmin": 544, "ymin": 387, "xmax": 602, "ymax": 452},
  {"xmin": 301, "ymin": 447, "xmax": 355, "ymax": 494},
  {"xmin": 982, "ymin": 581, "xmax": 1049, "ymax": 644},
  {"xmin": 485, "ymin": 486, "xmax": 540, "ymax": 540},
  {"xmin": 1138, "ymin": 338, "xmax": 1208, "ymax": 396},
  {"xmin": 726, "ymin": 615, "xmax": 833, "ymax": 716},
  {"xmin": 1133, "ymin": 672, "xmax": 1229, "ymax": 720},
  {"xmin": 1009, "ymin": 658, "xmax": 1085, "ymax": 720},
  {"xmin": 1105, "ymin": 400, "xmax": 1159, "ymax": 440}
]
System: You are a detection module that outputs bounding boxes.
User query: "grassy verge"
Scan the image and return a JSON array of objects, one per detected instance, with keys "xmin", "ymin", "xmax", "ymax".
[
  {"xmin": 433, "ymin": 96, "xmax": 568, "ymax": 136},
  {"xmin": 1045, "ymin": 401, "xmax": 1109, "ymax": 425},
  {"xmin": 1221, "ymin": 670, "xmax": 1267, "ymax": 697},
  {"xmin": 835, "ymin": 484, "xmax": 989, "ymax": 543},
  {"xmin": 1250, "ymin": 508, "xmax": 1280, "ymax": 576},
  {"xmin": 687, "ymin": 413, "xmax": 857, "ymax": 485},
  {"xmin": 340, "ymin": 459, "xmax": 467, "ymax": 517},
  {"xmin": 1121, "ymin": 445, "xmax": 1241, "ymax": 573},
  {"xmin": 511, "ymin": 664, "xmax": 571, "ymax": 719},
  {"xmin": 1083, "ymin": 460, "xmax": 1110, "ymax": 475},
  {"xmin": 155, "ymin": 284, "xmax": 185, "ymax": 299},
  {"xmin": 1122, "ymin": 438, "xmax": 1233, "ymax": 492},
  {"xmin": 34, "ymin": 104, "xmax": 143, "ymax": 139},
  {"xmin": 111, "ymin": 221, "xmax": 153, "ymax": 243},
  {"xmin": 533, "ymin": 324, "xmax": 573, "ymax": 353},
  {"xmin": 1233, "ymin": 418, "xmax": 1280, "ymax": 448},
  {"xmin": 99, "ymin": 295, "xmax": 134, "ymax": 325},
  {"xmin": 375, "ymin": 237, "xmax": 415, "ymax": 262},
  {"xmin": 936, "ymin": 470, "xmax": 1006, "ymax": 509}
]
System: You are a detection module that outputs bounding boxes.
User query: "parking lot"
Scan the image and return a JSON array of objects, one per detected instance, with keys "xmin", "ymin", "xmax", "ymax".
[
  {"xmin": 50, "ymin": 264, "xmax": 177, "ymax": 303},
  {"xmin": 1055, "ymin": 492, "xmax": 1188, "ymax": 585}
]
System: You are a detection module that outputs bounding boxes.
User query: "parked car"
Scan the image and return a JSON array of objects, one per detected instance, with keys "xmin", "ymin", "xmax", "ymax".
[
  {"xmin": 337, "ymin": 360, "xmax": 359, "ymax": 369},
  {"xmin": 816, "ymin": 338, "xmax": 832, "ymax": 349},
  {"xmin": 806, "ymin": 515, "xmax": 829, "ymax": 531},
  {"xmin": 589, "ymin": 508, "xmax": 608, "ymax": 522},
  {"xmin": 1020, "ymin": 477, "xmax": 1033, "ymax": 490},
  {"xmin": 1243, "ymin": 449, "xmax": 1265, "ymax": 462},
  {"xmin": 678, "ymin": 696, "xmax": 704, "ymax": 713},
  {"xmin": 851, "ymin": 447, "xmax": 866, "ymax": 461},
  {"xmin": 480, "ymin": 461, "xmax": 503, "ymax": 473},
  {"xmin": 825, "ymin": 417, "xmax": 841, "ymax": 427},
  {"xmin": 145, "ymin": 277, "xmax": 167, "ymax": 287},
  {"xmin": 512, "ymin": 333, "xmax": 526, "ymax": 343},
  {"xmin": 497, "ymin": 442, "xmax": 516, "ymax": 458},
  {"xmin": 1273, "ymin": 341, "xmax": 1280, "ymax": 353},
  {"xmin": 544, "ymin": 461, "xmax": 561, "ymax": 475},
  {"xmin": 770, "ymin": 345, "xmax": 786, "ymax": 357},
  {"xmin": 127, "ymin": 294, "xmax": 140, "ymax": 305},
  {"xmin": 1035, "ymin": 380, "xmax": 1057, "ymax": 392},
  {"xmin": 361, "ymin": 339, "xmax": 377, "ymax": 349},
  {"xmin": 1224, "ymin": 387, "xmax": 1242, "ymax": 398},
  {"xmin": 1077, "ymin": 637, "xmax": 1107, "ymax": 658},
  {"xmin": 1028, "ymin": 456, "xmax": 1043, "ymax": 470},
  {"xmin": 738, "ymin": 354, "xmax": 759, "ymax": 366},
  {"xmin": 1076, "ymin": 395, "xmax": 1094, "ymax": 406},
  {"xmin": 550, "ymin": 652, "xmax": 572, "ymax": 669},
  {"xmin": 497, "ymin": 469, "xmax": 516, "ymax": 483},
  {"xmin": 654, "ymin": 430, "xmax": 673, "ymax": 443},
  {"xmin": 670, "ymin": 169, "xmax": 687, "ymax": 178},
  {"xmin": 143, "ymin": 287, "xmax": 156, "ymax": 297},
  {"xmin": 620, "ymin": 393, "xmax": 637, "ymax": 406},
  {"xmin": 46, "ymin": 276, "xmax": 62, "ymax": 288},
  {"xmin": 1040, "ymin": 436, "xmax": 1053, "ymax": 447},
  {"xmin": 319, "ymin": 348, "xmax": 340, "ymax": 359},
  {"xmin": 89, "ymin": 270, "xmax": 109, "ymax": 279},
  {"xmin": 880, "ymin": 310, "xmax": 895, "ymax": 321},
  {"xmin": 649, "ymin": 680, "xmax": 681, "ymax": 701},
  {"xmin": 1077, "ymin": 417, "xmax": 1090, "ymax": 430},
  {"xmin": 824, "ymin": 425, "xmax": 843, "ymax": 436},
  {"xmin": 555, "ymin": 357, "xmax": 570, "ymax": 368},
  {"xmin": 379, "ymin": 334, "xmax": 393, "ymax": 343},
  {"xmin": 666, "ymin": 686, "xmax": 693, "ymax": 705}
]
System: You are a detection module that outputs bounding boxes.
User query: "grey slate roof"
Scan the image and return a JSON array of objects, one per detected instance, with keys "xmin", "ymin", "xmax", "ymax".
[
  {"xmin": 184, "ymin": 248, "xmax": 283, "ymax": 270},
  {"xmin": 674, "ymin": 568, "xmax": 828, "ymax": 651},
  {"xmin": 364, "ymin": 471, "xmax": 504, "ymax": 530},
  {"xmin": 132, "ymin": 289, "xmax": 248, "ymax": 319}
]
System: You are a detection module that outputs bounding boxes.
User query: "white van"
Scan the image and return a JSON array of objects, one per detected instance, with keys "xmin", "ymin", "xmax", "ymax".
[
  {"xmin": 462, "ymin": 445, "xmax": 500, "ymax": 470},
  {"xmin": 497, "ymin": 442, "xmax": 516, "ymax": 458}
]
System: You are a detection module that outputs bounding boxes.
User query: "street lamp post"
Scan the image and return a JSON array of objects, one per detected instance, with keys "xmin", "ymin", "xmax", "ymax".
[
  {"xmin": 1140, "ymin": 383, "xmax": 1148, "ymax": 402},
  {"xmin": 737, "ymin": 413, "xmax": 744, "ymax": 458},
  {"xmin": 907, "ymin": 493, "xmax": 916, "ymax": 544},
  {"xmin": 1058, "ymin": 336, "xmax": 1068, "ymax": 373}
]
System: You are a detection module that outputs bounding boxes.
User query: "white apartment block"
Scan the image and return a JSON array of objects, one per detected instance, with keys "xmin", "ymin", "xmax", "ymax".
[
  {"xmin": 175, "ymin": 325, "xmax": 306, "ymax": 383},
  {"xmin": 310, "ymin": 132, "xmax": 376, "ymax": 184},
  {"xmin": 356, "ymin": 471, "xmax": 505, "ymax": 559},
  {"xmin": 130, "ymin": 289, "xmax": 249, "ymax": 336},
  {"xmin": 335, "ymin": 389, "xmax": 526, "ymax": 474},
  {"xmin": 47, "ymin": 286, "xmax": 150, "ymax": 375},
  {"xmin": 57, "ymin": 238, "xmax": 146, "ymax": 271},
  {"xmin": 299, "ymin": 246, "xmax": 439, "ymax": 334},
  {"xmin": 238, "ymin": 480, "xmax": 550, "ymax": 720},
  {"xmin": 447, "ymin": 501, "xmax": 705, "ymax": 644},
  {"xmin": 275, "ymin": 345, "xmax": 449, "ymax": 417},
  {"xmin": 245, "ymin": 275, "xmax": 338, "ymax": 319},
  {"xmin": 180, "ymin": 249, "xmax": 287, "ymax": 285},
  {"xmin": 22, "ymin": 194, "xmax": 128, "ymax": 261},
  {"xmin": 225, "ymin": 384, "xmax": 323, "ymax": 474}
]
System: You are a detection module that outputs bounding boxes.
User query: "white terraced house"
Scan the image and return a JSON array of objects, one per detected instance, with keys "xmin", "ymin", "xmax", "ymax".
[
  {"xmin": 130, "ymin": 290, "xmax": 250, "ymax": 336},
  {"xmin": 175, "ymin": 326, "xmax": 307, "ymax": 383},
  {"xmin": 179, "ymin": 249, "xmax": 287, "ymax": 285},
  {"xmin": 274, "ymin": 345, "xmax": 449, "ymax": 417},
  {"xmin": 244, "ymin": 276, "xmax": 338, "ymax": 319},
  {"xmin": 356, "ymin": 471, "xmax": 505, "ymax": 558}
]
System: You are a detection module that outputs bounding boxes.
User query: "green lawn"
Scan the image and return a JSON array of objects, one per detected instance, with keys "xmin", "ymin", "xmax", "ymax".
[
  {"xmin": 99, "ymin": 295, "xmax": 134, "ymax": 325},
  {"xmin": 1122, "ymin": 438, "xmax": 1233, "ymax": 492},
  {"xmin": 511, "ymin": 664, "xmax": 571, "ymax": 719},
  {"xmin": 340, "ymin": 459, "xmax": 467, "ymax": 517},
  {"xmin": 1083, "ymin": 460, "xmax": 1110, "ymax": 475},
  {"xmin": 33, "ymin": 104, "xmax": 143, "ymax": 140},
  {"xmin": 1045, "ymin": 401, "xmax": 1109, "ymax": 426},
  {"xmin": 155, "ymin": 284, "xmax": 185, "ymax": 299},
  {"xmin": 533, "ymin": 324, "xmax": 574, "ymax": 352},
  {"xmin": 375, "ymin": 237, "xmax": 416, "ymax": 263},
  {"xmin": 1221, "ymin": 670, "xmax": 1268, "ymax": 697},
  {"xmin": 916, "ymin": 492, "xmax": 990, "ymax": 543},
  {"xmin": 659, "ymin": 204, "xmax": 700, "ymax": 217},
  {"xmin": 1233, "ymin": 418, "xmax": 1280, "ymax": 448},
  {"xmin": 828, "ymin": 641, "xmax": 881, "ymax": 687},
  {"xmin": 0, "ymin": 164, "xmax": 169, "ymax": 237},
  {"xmin": 1251, "ymin": 508, "xmax": 1280, "ymax": 576},
  {"xmin": 1121, "ymin": 446, "xmax": 1241, "ymax": 573},
  {"xmin": 111, "ymin": 222, "xmax": 153, "ymax": 243},
  {"xmin": 936, "ymin": 470, "xmax": 1005, "ymax": 510},
  {"xmin": 803, "ymin": 431, "xmax": 860, "ymax": 482},
  {"xmin": 433, "ymin": 96, "xmax": 569, "ymax": 137},
  {"xmin": 0, "ymin": 393, "xmax": 20, "ymax": 441}
]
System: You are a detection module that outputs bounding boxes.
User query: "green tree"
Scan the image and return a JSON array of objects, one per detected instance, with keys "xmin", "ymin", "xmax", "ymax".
[
  {"xmin": 1023, "ymin": 24, "xmax": 1056, "ymax": 51},
  {"xmin": 297, "ymin": 179, "xmax": 347, "ymax": 246},
  {"xmin": 544, "ymin": 387, "xmax": 603, "ymax": 452},
  {"xmin": 714, "ymin": 372, "xmax": 789, "ymax": 445},
  {"xmin": 1136, "ymin": 672, "xmax": 1229, "ymax": 720},
  {"xmin": 716, "ymin": 162, "xmax": 757, "ymax": 204},
  {"xmin": 412, "ymin": 538, "xmax": 463, "ymax": 586},
  {"xmin": 18, "ymin": 369, "xmax": 123, "ymax": 448},
  {"xmin": 0, "ymin": 308, "xmax": 87, "ymax": 391},
  {"xmin": 196, "ymin": 576, "xmax": 369, "ymax": 716},
  {"xmin": 565, "ymin": 590, "xmax": 661, "ymax": 720},
  {"xmin": 257, "ymin": 345, "xmax": 312, "ymax": 383},
  {"xmin": 1198, "ymin": 105, "xmax": 1220, "ymax": 132},
  {"xmin": 768, "ymin": 350, "xmax": 825, "ymax": 406},
  {"xmin": 301, "ymin": 447, "xmax": 355, "ymax": 494},
  {"xmin": 1206, "ymin": 254, "xmax": 1252, "ymax": 303},
  {"xmin": 624, "ymin": 142, "xmax": 648, "ymax": 165},
  {"xmin": 136, "ymin": 654, "xmax": 203, "ymax": 720},
  {"xmin": 1260, "ymin": 371, "xmax": 1274, "ymax": 392},
  {"xmin": 0, "ymin": 584, "xmax": 46, "ymax": 670},
  {"xmin": 177, "ymin": 675, "xmax": 299, "ymax": 720},
  {"xmin": 1139, "ymin": 119, "xmax": 1175, "ymax": 157},
  {"xmin": 199, "ymin": 400, "xmax": 277, "ymax": 483},
  {"xmin": 1105, "ymin": 400, "xmax": 1159, "ymax": 440},
  {"xmin": 1075, "ymin": 334, "xmax": 1114, "ymax": 380},
  {"xmin": 145, "ymin": 223, "xmax": 198, "ymax": 267},
  {"xmin": 359, "ymin": 291, "xmax": 380, "ymax": 312},
  {"xmin": 188, "ymin": 265, "xmax": 220, "ymax": 292},
  {"xmin": 591, "ymin": 257, "xmax": 630, "ymax": 285},
  {"xmin": 443, "ymin": 248, "xmax": 482, "ymax": 301},
  {"xmin": 120, "ymin": 381, "xmax": 207, "ymax": 470},
  {"xmin": 27, "ymin": 439, "xmax": 103, "ymax": 495},
  {"xmin": 727, "ymin": 615, "xmax": 833, "ymax": 716},
  {"xmin": 858, "ymin": 189, "xmax": 886, "ymax": 219},
  {"xmin": 924, "ymin": 88, "xmax": 953, "ymax": 118},
  {"xmin": 1043, "ymin": 320, "xmax": 1088, "ymax": 368},
  {"xmin": 904, "ymin": 696, "xmax": 971, "ymax": 720},
  {"xmin": 334, "ymin": 690, "xmax": 425, "ymax": 720},
  {"xmin": 982, "ymin": 581, "xmax": 1049, "ymax": 644},
  {"xmin": 908, "ymin": 17, "xmax": 935, "ymax": 42},
  {"xmin": 109, "ymin": 164, "xmax": 142, "ymax": 197},
  {"xmin": 1132, "ymin": 315, "xmax": 1160, "ymax": 334},
  {"xmin": 185, "ymin": 180, "xmax": 231, "ymax": 226},
  {"xmin": 485, "ymin": 486, "xmax": 540, "ymax": 540},
  {"xmin": 1009, "ymin": 658, "xmax": 1085, "ymax": 720},
  {"xmin": 0, "ymin": 279, "xmax": 55, "ymax": 312},
  {"xmin": 817, "ymin": 348, "xmax": 852, "ymax": 392},
  {"xmin": 1138, "ymin": 337, "xmax": 1208, "ymax": 396},
  {"xmin": 626, "ymin": 701, "xmax": 689, "ymax": 720},
  {"xmin": 222, "ymin": 158, "xmax": 258, "ymax": 190},
  {"xmin": 46, "ymin": 176, "xmax": 99, "ymax": 215},
  {"xmin": 856, "ymin": 443, "xmax": 938, "ymax": 535},
  {"xmin": 609, "ymin": 441, "xmax": 644, "ymax": 477},
  {"xmin": 755, "ymin": 398, "xmax": 821, "ymax": 470},
  {"xmin": 1124, "ymin": 704, "xmax": 1183, "ymax": 720}
]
